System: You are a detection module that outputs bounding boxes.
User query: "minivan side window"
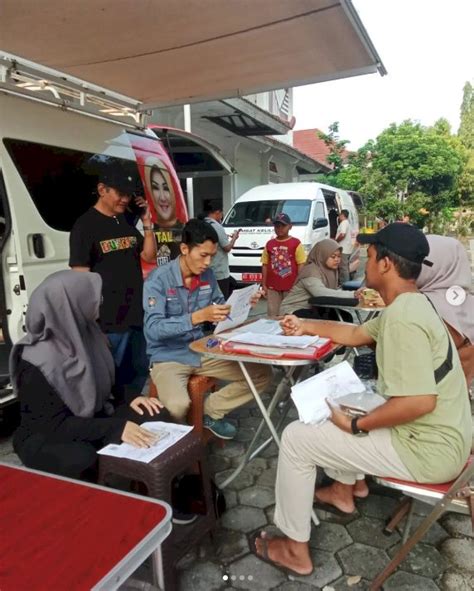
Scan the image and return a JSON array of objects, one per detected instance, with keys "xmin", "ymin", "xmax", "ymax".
[
  {"xmin": 313, "ymin": 201, "xmax": 325, "ymax": 221},
  {"xmin": 3, "ymin": 139, "xmax": 142, "ymax": 232}
]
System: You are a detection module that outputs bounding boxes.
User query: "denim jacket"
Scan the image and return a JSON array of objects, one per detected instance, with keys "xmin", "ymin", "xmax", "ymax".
[{"xmin": 143, "ymin": 257, "xmax": 224, "ymax": 367}]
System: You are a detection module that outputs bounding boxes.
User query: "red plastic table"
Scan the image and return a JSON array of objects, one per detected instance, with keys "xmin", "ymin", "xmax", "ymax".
[{"xmin": 0, "ymin": 462, "xmax": 172, "ymax": 590}]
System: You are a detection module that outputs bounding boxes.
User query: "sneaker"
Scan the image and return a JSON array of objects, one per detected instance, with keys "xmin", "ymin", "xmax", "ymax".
[
  {"xmin": 203, "ymin": 415, "xmax": 236, "ymax": 440},
  {"xmin": 172, "ymin": 509, "xmax": 198, "ymax": 525}
]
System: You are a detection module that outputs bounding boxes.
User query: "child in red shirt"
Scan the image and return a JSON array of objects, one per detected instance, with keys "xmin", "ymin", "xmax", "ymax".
[{"xmin": 261, "ymin": 213, "xmax": 306, "ymax": 317}]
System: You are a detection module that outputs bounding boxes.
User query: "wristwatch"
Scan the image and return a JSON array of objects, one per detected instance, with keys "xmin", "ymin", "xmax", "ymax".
[
  {"xmin": 142, "ymin": 225, "xmax": 153, "ymax": 231},
  {"xmin": 351, "ymin": 417, "xmax": 368, "ymax": 436}
]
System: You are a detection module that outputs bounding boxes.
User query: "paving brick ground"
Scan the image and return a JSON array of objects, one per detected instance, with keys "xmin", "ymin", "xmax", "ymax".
[{"xmin": 1, "ymin": 379, "xmax": 472, "ymax": 591}]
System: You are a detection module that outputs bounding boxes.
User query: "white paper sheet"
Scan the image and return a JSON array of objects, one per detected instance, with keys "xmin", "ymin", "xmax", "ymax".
[
  {"xmin": 214, "ymin": 284, "xmax": 260, "ymax": 334},
  {"xmin": 223, "ymin": 332, "xmax": 322, "ymax": 349},
  {"xmin": 97, "ymin": 421, "xmax": 193, "ymax": 463},
  {"xmin": 290, "ymin": 361, "xmax": 374, "ymax": 425}
]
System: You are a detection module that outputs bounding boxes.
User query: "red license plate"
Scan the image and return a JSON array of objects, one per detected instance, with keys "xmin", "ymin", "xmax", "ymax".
[{"xmin": 242, "ymin": 273, "xmax": 262, "ymax": 282}]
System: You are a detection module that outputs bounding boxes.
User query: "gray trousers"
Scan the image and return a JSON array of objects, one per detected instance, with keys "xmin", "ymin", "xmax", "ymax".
[
  {"xmin": 339, "ymin": 253, "xmax": 351, "ymax": 284},
  {"xmin": 274, "ymin": 420, "xmax": 413, "ymax": 542}
]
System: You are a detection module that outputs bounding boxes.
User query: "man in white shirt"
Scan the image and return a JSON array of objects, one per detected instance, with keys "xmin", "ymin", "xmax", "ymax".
[{"xmin": 335, "ymin": 209, "xmax": 352, "ymax": 284}]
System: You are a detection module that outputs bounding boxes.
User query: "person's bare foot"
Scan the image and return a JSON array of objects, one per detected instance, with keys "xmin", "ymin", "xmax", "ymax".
[
  {"xmin": 254, "ymin": 532, "xmax": 313, "ymax": 575},
  {"xmin": 353, "ymin": 478, "xmax": 369, "ymax": 498},
  {"xmin": 314, "ymin": 481, "xmax": 356, "ymax": 514}
]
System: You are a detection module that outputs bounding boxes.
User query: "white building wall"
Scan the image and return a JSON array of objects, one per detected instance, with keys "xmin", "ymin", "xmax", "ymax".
[{"xmin": 150, "ymin": 91, "xmax": 302, "ymax": 216}]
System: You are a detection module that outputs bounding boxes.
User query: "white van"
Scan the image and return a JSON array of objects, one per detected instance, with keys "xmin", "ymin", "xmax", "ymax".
[
  {"xmin": 0, "ymin": 61, "xmax": 232, "ymax": 423},
  {"xmin": 223, "ymin": 182, "xmax": 359, "ymax": 284}
]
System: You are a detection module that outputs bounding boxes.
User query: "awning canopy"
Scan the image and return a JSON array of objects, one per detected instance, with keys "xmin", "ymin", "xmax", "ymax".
[{"xmin": 1, "ymin": 0, "xmax": 385, "ymax": 110}]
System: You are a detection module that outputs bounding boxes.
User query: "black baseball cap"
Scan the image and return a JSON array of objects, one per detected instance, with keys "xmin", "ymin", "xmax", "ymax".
[
  {"xmin": 273, "ymin": 213, "xmax": 291, "ymax": 225},
  {"xmin": 86, "ymin": 154, "xmax": 141, "ymax": 195},
  {"xmin": 357, "ymin": 223, "xmax": 433, "ymax": 266}
]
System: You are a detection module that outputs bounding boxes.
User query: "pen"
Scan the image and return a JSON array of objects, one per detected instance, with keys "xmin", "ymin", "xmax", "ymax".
[{"xmin": 212, "ymin": 301, "xmax": 232, "ymax": 321}]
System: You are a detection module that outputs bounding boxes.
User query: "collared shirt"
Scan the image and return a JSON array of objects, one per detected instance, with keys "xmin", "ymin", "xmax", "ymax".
[{"xmin": 143, "ymin": 257, "xmax": 224, "ymax": 367}]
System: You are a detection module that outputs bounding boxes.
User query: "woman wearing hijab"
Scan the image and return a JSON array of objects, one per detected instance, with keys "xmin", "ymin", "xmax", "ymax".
[
  {"xmin": 416, "ymin": 235, "xmax": 474, "ymax": 392},
  {"xmin": 280, "ymin": 239, "xmax": 359, "ymax": 318},
  {"xmin": 10, "ymin": 270, "xmax": 167, "ymax": 480}
]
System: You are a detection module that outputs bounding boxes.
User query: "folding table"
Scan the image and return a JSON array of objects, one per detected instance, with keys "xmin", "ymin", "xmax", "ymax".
[{"xmin": 0, "ymin": 463, "xmax": 172, "ymax": 590}]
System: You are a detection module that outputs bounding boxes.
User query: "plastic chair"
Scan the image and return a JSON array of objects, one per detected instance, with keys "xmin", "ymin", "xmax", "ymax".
[{"xmin": 370, "ymin": 455, "xmax": 474, "ymax": 590}]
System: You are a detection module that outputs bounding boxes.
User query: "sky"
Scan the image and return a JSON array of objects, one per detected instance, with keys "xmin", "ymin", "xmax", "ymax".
[{"xmin": 293, "ymin": 0, "xmax": 474, "ymax": 149}]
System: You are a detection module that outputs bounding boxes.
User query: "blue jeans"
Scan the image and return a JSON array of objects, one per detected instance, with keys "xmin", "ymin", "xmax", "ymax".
[{"xmin": 107, "ymin": 328, "xmax": 149, "ymax": 394}]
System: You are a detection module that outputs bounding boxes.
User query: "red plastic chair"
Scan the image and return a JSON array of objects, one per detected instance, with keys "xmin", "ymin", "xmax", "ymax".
[
  {"xmin": 149, "ymin": 375, "xmax": 218, "ymax": 444},
  {"xmin": 370, "ymin": 455, "xmax": 474, "ymax": 590}
]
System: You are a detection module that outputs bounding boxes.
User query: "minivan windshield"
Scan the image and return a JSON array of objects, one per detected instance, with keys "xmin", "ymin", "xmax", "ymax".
[{"xmin": 224, "ymin": 199, "xmax": 311, "ymax": 227}]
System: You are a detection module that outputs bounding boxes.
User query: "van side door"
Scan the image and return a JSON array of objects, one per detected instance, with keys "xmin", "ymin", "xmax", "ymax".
[{"xmin": 311, "ymin": 199, "xmax": 330, "ymax": 246}]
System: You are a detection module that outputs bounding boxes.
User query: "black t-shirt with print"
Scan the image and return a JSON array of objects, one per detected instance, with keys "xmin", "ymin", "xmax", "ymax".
[{"xmin": 69, "ymin": 207, "xmax": 144, "ymax": 332}]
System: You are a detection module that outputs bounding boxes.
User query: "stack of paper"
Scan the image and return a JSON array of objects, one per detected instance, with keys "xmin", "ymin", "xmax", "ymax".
[
  {"xmin": 97, "ymin": 422, "xmax": 193, "ymax": 463},
  {"xmin": 223, "ymin": 318, "xmax": 283, "ymax": 339},
  {"xmin": 223, "ymin": 332, "xmax": 322, "ymax": 349},
  {"xmin": 290, "ymin": 361, "xmax": 384, "ymax": 425}
]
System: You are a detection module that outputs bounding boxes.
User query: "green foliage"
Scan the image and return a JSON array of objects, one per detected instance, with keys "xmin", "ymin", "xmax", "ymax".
[
  {"xmin": 317, "ymin": 122, "xmax": 350, "ymax": 173},
  {"xmin": 312, "ymin": 98, "xmax": 473, "ymax": 234},
  {"xmin": 458, "ymin": 81, "xmax": 474, "ymax": 150},
  {"xmin": 366, "ymin": 195, "xmax": 402, "ymax": 221},
  {"xmin": 456, "ymin": 81, "xmax": 474, "ymax": 206}
]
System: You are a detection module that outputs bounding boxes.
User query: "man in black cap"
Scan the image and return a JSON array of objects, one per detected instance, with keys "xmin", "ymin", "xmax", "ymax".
[
  {"xmin": 251, "ymin": 223, "xmax": 471, "ymax": 576},
  {"xmin": 69, "ymin": 155, "xmax": 157, "ymax": 394}
]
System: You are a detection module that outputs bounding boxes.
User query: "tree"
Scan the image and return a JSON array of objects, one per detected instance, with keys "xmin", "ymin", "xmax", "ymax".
[
  {"xmin": 456, "ymin": 81, "xmax": 474, "ymax": 206},
  {"xmin": 317, "ymin": 122, "xmax": 350, "ymax": 172},
  {"xmin": 458, "ymin": 81, "xmax": 473, "ymax": 150}
]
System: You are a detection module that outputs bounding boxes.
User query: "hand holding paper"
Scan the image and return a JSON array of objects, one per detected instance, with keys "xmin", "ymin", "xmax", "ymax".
[{"xmin": 290, "ymin": 361, "xmax": 384, "ymax": 425}]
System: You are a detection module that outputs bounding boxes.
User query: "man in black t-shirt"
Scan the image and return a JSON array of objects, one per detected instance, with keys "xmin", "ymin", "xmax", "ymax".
[{"xmin": 69, "ymin": 157, "xmax": 157, "ymax": 393}]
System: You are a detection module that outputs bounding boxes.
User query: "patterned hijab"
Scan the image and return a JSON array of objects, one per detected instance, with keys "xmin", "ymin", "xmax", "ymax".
[
  {"xmin": 10, "ymin": 270, "xmax": 115, "ymax": 417},
  {"xmin": 298, "ymin": 239, "xmax": 341, "ymax": 288},
  {"xmin": 416, "ymin": 235, "xmax": 474, "ymax": 343}
]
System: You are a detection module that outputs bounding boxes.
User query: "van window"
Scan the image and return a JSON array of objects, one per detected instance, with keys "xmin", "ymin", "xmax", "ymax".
[
  {"xmin": 3, "ymin": 139, "xmax": 143, "ymax": 232},
  {"xmin": 349, "ymin": 191, "xmax": 364, "ymax": 210},
  {"xmin": 225, "ymin": 199, "xmax": 311, "ymax": 227},
  {"xmin": 313, "ymin": 201, "xmax": 325, "ymax": 220}
]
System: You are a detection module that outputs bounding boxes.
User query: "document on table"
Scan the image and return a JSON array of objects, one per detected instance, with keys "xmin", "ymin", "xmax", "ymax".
[
  {"xmin": 224, "ymin": 318, "xmax": 283, "ymax": 338},
  {"xmin": 97, "ymin": 422, "xmax": 193, "ymax": 463},
  {"xmin": 214, "ymin": 284, "xmax": 260, "ymax": 334},
  {"xmin": 223, "ymin": 332, "xmax": 322, "ymax": 349},
  {"xmin": 290, "ymin": 361, "xmax": 383, "ymax": 425}
]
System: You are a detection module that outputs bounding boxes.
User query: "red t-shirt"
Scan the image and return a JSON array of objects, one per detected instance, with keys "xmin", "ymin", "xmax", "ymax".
[{"xmin": 262, "ymin": 237, "xmax": 305, "ymax": 291}]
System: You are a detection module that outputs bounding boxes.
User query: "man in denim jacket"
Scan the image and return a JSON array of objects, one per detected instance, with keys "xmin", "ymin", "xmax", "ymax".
[{"xmin": 144, "ymin": 219, "xmax": 271, "ymax": 439}]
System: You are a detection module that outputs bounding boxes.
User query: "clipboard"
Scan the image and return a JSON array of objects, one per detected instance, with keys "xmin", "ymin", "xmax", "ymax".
[{"xmin": 221, "ymin": 339, "xmax": 333, "ymax": 360}]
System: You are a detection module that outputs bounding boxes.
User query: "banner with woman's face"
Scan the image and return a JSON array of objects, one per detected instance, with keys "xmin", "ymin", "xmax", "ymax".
[{"xmin": 128, "ymin": 135, "xmax": 188, "ymax": 275}]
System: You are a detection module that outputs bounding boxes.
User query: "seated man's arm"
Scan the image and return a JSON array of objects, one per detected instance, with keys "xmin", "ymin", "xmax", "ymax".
[
  {"xmin": 144, "ymin": 278, "xmax": 195, "ymax": 340},
  {"xmin": 338, "ymin": 319, "xmax": 441, "ymax": 433},
  {"xmin": 357, "ymin": 395, "xmax": 436, "ymax": 431},
  {"xmin": 282, "ymin": 315, "xmax": 374, "ymax": 347}
]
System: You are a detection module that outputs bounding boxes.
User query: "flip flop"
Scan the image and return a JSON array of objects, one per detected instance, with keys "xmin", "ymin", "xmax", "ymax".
[
  {"xmin": 313, "ymin": 496, "xmax": 357, "ymax": 516},
  {"xmin": 250, "ymin": 531, "xmax": 314, "ymax": 577}
]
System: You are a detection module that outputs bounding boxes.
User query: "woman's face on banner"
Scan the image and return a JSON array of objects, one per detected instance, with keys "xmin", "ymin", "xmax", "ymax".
[{"xmin": 150, "ymin": 166, "xmax": 176, "ymax": 226}]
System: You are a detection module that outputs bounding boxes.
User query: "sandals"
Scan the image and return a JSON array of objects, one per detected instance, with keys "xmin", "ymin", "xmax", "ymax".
[
  {"xmin": 250, "ymin": 532, "xmax": 314, "ymax": 577},
  {"xmin": 313, "ymin": 495, "xmax": 357, "ymax": 516}
]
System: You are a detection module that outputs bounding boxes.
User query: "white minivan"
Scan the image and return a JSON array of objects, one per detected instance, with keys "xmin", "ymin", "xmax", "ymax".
[
  {"xmin": 0, "ymin": 59, "xmax": 233, "ymax": 424},
  {"xmin": 223, "ymin": 182, "xmax": 360, "ymax": 284}
]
